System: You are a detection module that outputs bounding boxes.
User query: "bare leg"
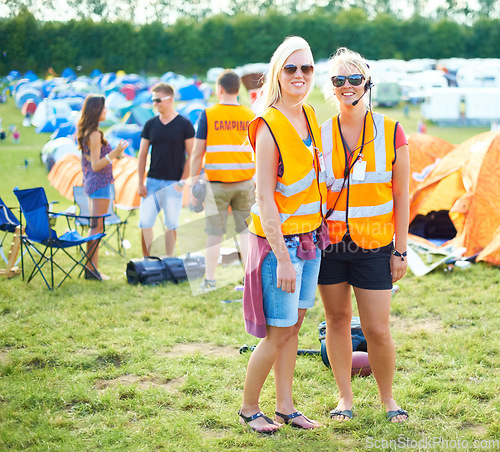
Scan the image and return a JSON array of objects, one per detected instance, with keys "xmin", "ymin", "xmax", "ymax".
[
  {"xmin": 164, "ymin": 229, "xmax": 177, "ymax": 256},
  {"xmin": 240, "ymin": 324, "xmax": 299, "ymax": 433},
  {"xmin": 205, "ymin": 234, "xmax": 222, "ymax": 281},
  {"xmin": 354, "ymin": 287, "xmax": 407, "ymax": 422},
  {"xmin": 141, "ymin": 227, "xmax": 154, "ymax": 257},
  {"xmin": 274, "ymin": 308, "xmax": 321, "ymax": 428},
  {"xmin": 318, "ymin": 282, "xmax": 354, "ymax": 421},
  {"xmin": 86, "ymin": 198, "xmax": 109, "ymax": 276}
]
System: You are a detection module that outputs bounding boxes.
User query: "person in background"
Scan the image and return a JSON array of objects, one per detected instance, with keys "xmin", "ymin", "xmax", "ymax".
[
  {"xmin": 137, "ymin": 83, "xmax": 195, "ymax": 257},
  {"xmin": 318, "ymin": 47, "xmax": 410, "ymax": 423},
  {"xmin": 239, "ymin": 36, "xmax": 328, "ymax": 433},
  {"xmin": 189, "ymin": 70, "xmax": 255, "ymax": 291},
  {"xmin": 77, "ymin": 94, "xmax": 128, "ymax": 280}
]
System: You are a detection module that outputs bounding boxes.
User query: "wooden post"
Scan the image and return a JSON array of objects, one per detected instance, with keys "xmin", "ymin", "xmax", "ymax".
[{"xmin": 0, "ymin": 226, "xmax": 21, "ymax": 278}]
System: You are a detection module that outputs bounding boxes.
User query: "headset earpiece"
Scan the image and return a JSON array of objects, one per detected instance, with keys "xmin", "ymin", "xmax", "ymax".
[{"xmin": 364, "ymin": 77, "xmax": 373, "ymax": 92}]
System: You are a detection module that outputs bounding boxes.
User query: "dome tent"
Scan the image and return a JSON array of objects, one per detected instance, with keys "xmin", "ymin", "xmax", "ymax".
[{"xmin": 409, "ymin": 131, "xmax": 500, "ymax": 264}]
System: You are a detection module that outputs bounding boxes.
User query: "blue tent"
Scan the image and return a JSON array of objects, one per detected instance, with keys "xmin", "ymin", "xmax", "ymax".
[
  {"xmin": 61, "ymin": 68, "xmax": 77, "ymax": 80},
  {"xmin": 51, "ymin": 122, "xmax": 76, "ymax": 139},
  {"xmin": 178, "ymin": 101, "xmax": 207, "ymax": 128},
  {"xmin": 104, "ymin": 123, "xmax": 142, "ymax": 155},
  {"xmin": 24, "ymin": 70, "xmax": 38, "ymax": 81},
  {"xmin": 8, "ymin": 70, "xmax": 21, "ymax": 80},
  {"xmin": 133, "ymin": 89, "xmax": 152, "ymax": 106},
  {"xmin": 177, "ymin": 84, "xmax": 204, "ymax": 101},
  {"xmin": 36, "ymin": 115, "xmax": 71, "ymax": 134}
]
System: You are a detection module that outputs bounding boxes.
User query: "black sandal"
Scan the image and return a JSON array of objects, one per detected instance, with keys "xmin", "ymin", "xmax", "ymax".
[
  {"xmin": 238, "ymin": 410, "xmax": 279, "ymax": 434},
  {"xmin": 387, "ymin": 408, "xmax": 408, "ymax": 423},
  {"xmin": 330, "ymin": 409, "xmax": 354, "ymax": 421},
  {"xmin": 275, "ymin": 411, "xmax": 320, "ymax": 429},
  {"xmin": 84, "ymin": 267, "xmax": 102, "ymax": 281}
]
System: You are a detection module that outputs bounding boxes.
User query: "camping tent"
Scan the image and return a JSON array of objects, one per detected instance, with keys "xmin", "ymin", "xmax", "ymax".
[
  {"xmin": 104, "ymin": 123, "xmax": 142, "ymax": 155},
  {"xmin": 40, "ymin": 137, "xmax": 80, "ymax": 171},
  {"xmin": 409, "ymin": 131, "xmax": 500, "ymax": 263},
  {"xmin": 407, "ymin": 133, "xmax": 456, "ymax": 196},
  {"xmin": 31, "ymin": 98, "xmax": 74, "ymax": 129},
  {"xmin": 48, "ymin": 154, "xmax": 143, "ymax": 208}
]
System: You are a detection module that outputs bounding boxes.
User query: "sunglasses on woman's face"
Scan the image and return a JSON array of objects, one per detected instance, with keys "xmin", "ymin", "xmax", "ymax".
[
  {"xmin": 331, "ymin": 74, "xmax": 365, "ymax": 87},
  {"xmin": 283, "ymin": 64, "xmax": 314, "ymax": 75}
]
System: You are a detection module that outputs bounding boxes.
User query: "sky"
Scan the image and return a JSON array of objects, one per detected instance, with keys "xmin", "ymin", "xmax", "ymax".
[{"xmin": 0, "ymin": 0, "xmax": 487, "ymax": 24}]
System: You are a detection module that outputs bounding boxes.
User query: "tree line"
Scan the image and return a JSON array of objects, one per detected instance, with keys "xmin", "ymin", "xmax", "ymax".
[{"xmin": 1, "ymin": 8, "xmax": 499, "ymax": 77}]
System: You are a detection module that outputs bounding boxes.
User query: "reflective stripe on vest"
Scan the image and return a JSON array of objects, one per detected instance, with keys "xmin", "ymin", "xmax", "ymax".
[
  {"xmin": 327, "ymin": 199, "xmax": 394, "ymax": 220},
  {"xmin": 252, "ymin": 200, "xmax": 328, "ymax": 224},
  {"xmin": 247, "ymin": 104, "xmax": 327, "ymax": 237},
  {"xmin": 205, "ymin": 104, "xmax": 255, "ymax": 183},
  {"xmin": 322, "ymin": 112, "xmax": 397, "ymax": 248}
]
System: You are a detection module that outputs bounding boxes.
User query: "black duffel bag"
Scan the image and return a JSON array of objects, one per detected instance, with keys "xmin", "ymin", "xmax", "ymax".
[{"xmin": 126, "ymin": 254, "xmax": 205, "ymax": 285}]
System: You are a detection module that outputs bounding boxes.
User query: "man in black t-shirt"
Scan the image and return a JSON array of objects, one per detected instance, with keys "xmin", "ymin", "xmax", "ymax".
[{"xmin": 138, "ymin": 82, "xmax": 195, "ymax": 256}]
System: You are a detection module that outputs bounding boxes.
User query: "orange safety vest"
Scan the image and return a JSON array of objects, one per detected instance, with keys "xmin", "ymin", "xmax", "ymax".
[
  {"xmin": 321, "ymin": 112, "xmax": 397, "ymax": 249},
  {"xmin": 248, "ymin": 104, "xmax": 327, "ymax": 238},
  {"xmin": 204, "ymin": 104, "xmax": 255, "ymax": 183}
]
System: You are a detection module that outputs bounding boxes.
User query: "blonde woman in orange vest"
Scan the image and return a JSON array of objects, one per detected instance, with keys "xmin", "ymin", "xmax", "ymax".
[
  {"xmin": 239, "ymin": 36, "xmax": 328, "ymax": 433},
  {"xmin": 318, "ymin": 47, "xmax": 410, "ymax": 423}
]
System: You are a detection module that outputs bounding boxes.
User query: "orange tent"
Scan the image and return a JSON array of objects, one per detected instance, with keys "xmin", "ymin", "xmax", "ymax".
[
  {"xmin": 409, "ymin": 131, "xmax": 500, "ymax": 262},
  {"xmin": 407, "ymin": 133, "xmax": 455, "ymax": 196},
  {"xmin": 48, "ymin": 154, "xmax": 143, "ymax": 209},
  {"xmin": 477, "ymin": 225, "xmax": 500, "ymax": 266},
  {"xmin": 48, "ymin": 154, "xmax": 83, "ymax": 199}
]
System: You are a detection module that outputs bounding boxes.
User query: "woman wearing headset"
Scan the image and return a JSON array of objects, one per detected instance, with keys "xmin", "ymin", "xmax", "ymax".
[{"xmin": 318, "ymin": 47, "xmax": 410, "ymax": 423}]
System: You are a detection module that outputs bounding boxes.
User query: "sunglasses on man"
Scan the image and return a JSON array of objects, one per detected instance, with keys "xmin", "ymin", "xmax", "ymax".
[
  {"xmin": 283, "ymin": 64, "xmax": 314, "ymax": 75},
  {"xmin": 152, "ymin": 96, "xmax": 171, "ymax": 103},
  {"xmin": 331, "ymin": 74, "xmax": 365, "ymax": 87}
]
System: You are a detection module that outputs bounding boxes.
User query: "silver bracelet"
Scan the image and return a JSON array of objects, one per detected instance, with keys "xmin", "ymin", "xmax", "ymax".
[{"xmin": 105, "ymin": 154, "xmax": 111, "ymax": 163}]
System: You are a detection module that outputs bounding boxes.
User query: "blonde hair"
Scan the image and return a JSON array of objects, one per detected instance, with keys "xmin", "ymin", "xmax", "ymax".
[
  {"xmin": 323, "ymin": 47, "xmax": 371, "ymax": 106},
  {"xmin": 255, "ymin": 36, "xmax": 314, "ymax": 115}
]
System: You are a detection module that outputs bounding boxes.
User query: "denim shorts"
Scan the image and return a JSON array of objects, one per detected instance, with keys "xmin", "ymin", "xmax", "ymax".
[
  {"xmin": 89, "ymin": 184, "xmax": 113, "ymax": 200},
  {"xmin": 139, "ymin": 178, "xmax": 183, "ymax": 230},
  {"xmin": 261, "ymin": 246, "xmax": 320, "ymax": 328}
]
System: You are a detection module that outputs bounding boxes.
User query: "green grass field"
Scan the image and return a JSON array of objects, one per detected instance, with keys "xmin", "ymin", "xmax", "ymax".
[{"xmin": 0, "ymin": 91, "xmax": 498, "ymax": 451}]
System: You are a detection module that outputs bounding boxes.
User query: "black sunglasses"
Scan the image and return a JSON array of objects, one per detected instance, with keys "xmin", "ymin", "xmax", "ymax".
[
  {"xmin": 152, "ymin": 95, "xmax": 171, "ymax": 103},
  {"xmin": 331, "ymin": 74, "xmax": 365, "ymax": 87},
  {"xmin": 283, "ymin": 64, "xmax": 314, "ymax": 75}
]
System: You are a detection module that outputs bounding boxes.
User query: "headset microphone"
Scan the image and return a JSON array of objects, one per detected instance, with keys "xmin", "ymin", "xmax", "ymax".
[
  {"xmin": 351, "ymin": 91, "xmax": 366, "ymax": 106},
  {"xmin": 352, "ymin": 78, "xmax": 373, "ymax": 106}
]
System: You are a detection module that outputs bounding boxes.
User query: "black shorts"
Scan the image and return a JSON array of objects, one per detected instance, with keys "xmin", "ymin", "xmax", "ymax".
[{"xmin": 318, "ymin": 234, "xmax": 393, "ymax": 290}]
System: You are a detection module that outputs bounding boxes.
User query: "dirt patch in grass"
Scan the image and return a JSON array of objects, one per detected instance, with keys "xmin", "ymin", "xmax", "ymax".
[
  {"xmin": 0, "ymin": 349, "xmax": 9, "ymax": 364},
  {"xmin": 391, "ymin": 315, "xmax": 442, "ymax": 333},
  {"xmin": 162, "ymin": 343, "xmax": 239, "ymax": 358},
  {"xmin": 461, "ymin": 423, "xmax": 488, "ymax": 436},
  {"xmin": 95, "ymin": 375, "xmax": 187, "ymax": 391}
]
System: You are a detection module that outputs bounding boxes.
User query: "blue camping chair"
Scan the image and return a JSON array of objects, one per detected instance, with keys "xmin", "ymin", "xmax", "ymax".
[
  {"xmin": 13, "ymin": 187, "xmax": 107, "ymax": 290},
  {"xmin": 72, "ymin": 185, "xmax": 128, "ymax": 257}
]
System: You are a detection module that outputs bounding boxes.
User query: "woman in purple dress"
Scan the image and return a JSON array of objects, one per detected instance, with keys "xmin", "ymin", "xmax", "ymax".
[{"xmin": 77, "ymin": 94, "xmax": 128, "ymax": 280}]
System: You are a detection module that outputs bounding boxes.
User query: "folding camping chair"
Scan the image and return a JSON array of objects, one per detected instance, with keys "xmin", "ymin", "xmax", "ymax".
[
  {"xmin": 13, "ymin": 187, "xmax": 107, "ymax": 290},
  {"xmin": 0, "ymin": 197, "xmax": 22, "ymax": 277},
  {"xmin": 73, "ymin": 186, "xmax": 128, "ymax": 257}
]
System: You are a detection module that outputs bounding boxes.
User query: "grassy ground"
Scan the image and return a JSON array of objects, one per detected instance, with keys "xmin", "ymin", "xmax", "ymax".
[{"xmin": 1, "ymin": 91, "xmax": 499, "ymax": 451}]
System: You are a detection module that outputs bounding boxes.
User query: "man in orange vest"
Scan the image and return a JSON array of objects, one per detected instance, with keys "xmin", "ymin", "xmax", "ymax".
[{"xmin": 189, "ymin": 70, "xmax": 255, "ymax": 291}]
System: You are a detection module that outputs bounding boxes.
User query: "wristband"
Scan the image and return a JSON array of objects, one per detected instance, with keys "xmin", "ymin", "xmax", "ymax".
[
  {"xmin": 393, "ymin": 250, "xmax": 407, "ymax": 261},
  {"xmin": 176, "ymin": 180, "xmax": 185, "ymax": 188},
  {"xmin": 105, "ymin": 154, "xmax": 111, "ymax": 163}
]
